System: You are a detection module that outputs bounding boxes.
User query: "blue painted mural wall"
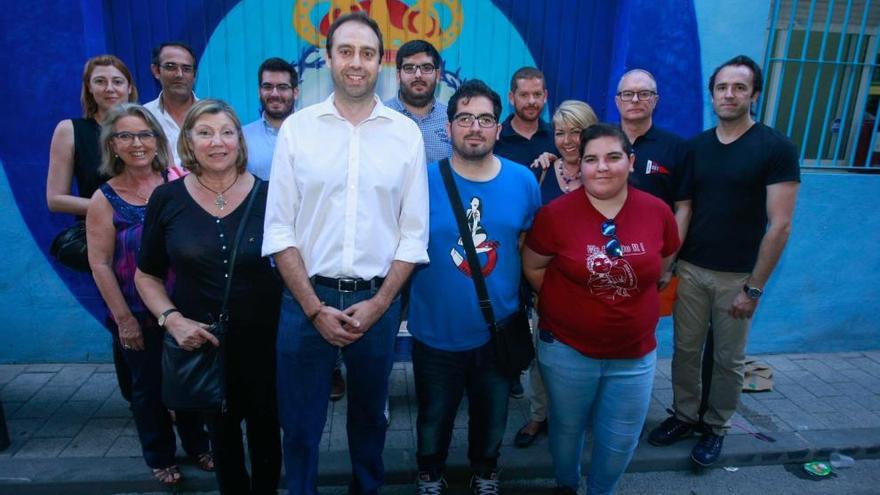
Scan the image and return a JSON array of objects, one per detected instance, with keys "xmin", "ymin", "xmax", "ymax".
[{"xmin": 0, "ymin": 1, "xmax": 876, "ymax": 362}]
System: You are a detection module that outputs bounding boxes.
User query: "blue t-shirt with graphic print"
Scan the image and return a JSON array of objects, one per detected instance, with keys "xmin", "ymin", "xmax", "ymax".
[{"xmin": 408, "ymin": 157, "xmax": 541, "ymax": 352}]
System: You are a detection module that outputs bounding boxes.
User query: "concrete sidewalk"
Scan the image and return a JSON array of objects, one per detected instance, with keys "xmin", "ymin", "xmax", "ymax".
[{"xmin": 1, "ymin": 351, "xmax": 880, "ymax": 494}]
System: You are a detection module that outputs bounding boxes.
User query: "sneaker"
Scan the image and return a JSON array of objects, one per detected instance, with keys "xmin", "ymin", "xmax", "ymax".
[
  {"xmin": 330, "ymin": 368, "xmax": 345, "ymax": 402},
  {"xmin": 416, "ymin": 471, "xmax": 447, "ymax": 495},
  {"xmin": 509, "ymin": 377, "xmax": 524, "ymax": 399},
  {"xmin": 691, "ymin": 433, "xmax": 724, "ymax": 466},
  {"xmin": 470, "ymin": 470, "xmax": 500, "ymax": 495},
  {"xmin": 647, "ymin": 415, "xmax": 695, "ymax": 446}
]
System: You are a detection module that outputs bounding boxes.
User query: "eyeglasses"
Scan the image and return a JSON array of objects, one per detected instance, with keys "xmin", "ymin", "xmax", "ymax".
[
  {"xmin": 601, "ymin": 219, "xmax": 624, "ymax": 258},
  {"xmin": 452, "ymin": 113, "xmax": 498, "ymax": 128},
  {"xmin": 260, "ymin": 82, "xmax": 294, "ymax": 92},
  {"xmin": 112, "ymin": 131, "xmax": 158, "ymax": 144},
  {"xmin": 616, "ymin": 90, "xmax": 657, "ymax": 101},
  {"xmin": 159, "ymin": 62, "xmax": 195, "ymax": 74},
  {"xmin": 400, "ymin": 63, "xmax": 436, "ymax": 75}
]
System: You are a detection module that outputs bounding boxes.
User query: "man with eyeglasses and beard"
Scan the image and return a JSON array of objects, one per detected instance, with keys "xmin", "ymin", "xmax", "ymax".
[
  {"xmin": 144, "ymin": 41, "xmax": 199, "ymax": 166},
  {"xmin": 242, "ymin": 57, "xmax": 299, "ymax": 180},
  {"xmin": 386, "ymin": 39, "xmax": 452, "ymax": 163},
  {"xmin": 407, "ymin": 79, "xmax": 540, "ymax": 495}
]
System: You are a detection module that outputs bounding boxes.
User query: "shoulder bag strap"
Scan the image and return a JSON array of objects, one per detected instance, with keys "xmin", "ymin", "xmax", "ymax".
[
  {"xmin": 218, "ymin": 177, "xmax": 262, "ymax": 320},
  {"xmin": 438, "ymin": 159, "xmax": 497, "ymax": 331}
]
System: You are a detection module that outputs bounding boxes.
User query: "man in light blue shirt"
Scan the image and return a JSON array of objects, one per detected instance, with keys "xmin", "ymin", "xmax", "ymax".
[
  {"xmin": 385, "ymin": 40, "xmax": 451, "ymax": 163},
  {"xmin": 242, "ymin": 57, "xmax": 298, "ymax": 179}
]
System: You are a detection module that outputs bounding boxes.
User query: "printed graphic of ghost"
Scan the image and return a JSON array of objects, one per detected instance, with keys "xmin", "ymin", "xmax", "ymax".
[
  {"xmin": 451, "ymin": 196, "xmax": 499, "ymax": 277},
  {"xmin": 585, "ymin": 246, "xmax": 637, "ymax": 299}
]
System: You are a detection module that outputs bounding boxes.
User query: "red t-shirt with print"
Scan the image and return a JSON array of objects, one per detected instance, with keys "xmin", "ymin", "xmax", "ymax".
[{"xmin": 526, "ymin": 186, "xmax": 680, "ymax": 359}]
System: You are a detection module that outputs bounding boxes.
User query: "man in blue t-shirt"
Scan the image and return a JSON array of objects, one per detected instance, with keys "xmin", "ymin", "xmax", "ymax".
[{"xmin": 408, "ymin": 80, "xmax": 541, "ymax": 494}]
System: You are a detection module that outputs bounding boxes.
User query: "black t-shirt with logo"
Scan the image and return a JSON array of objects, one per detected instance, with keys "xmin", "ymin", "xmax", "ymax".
[
  {"xmin": 678, "ymin": 123, "xmax": 800, "ymax": 273},
  {"xmin": 628, "ymin": 125, "xmax": 692, "ymax": 210}
]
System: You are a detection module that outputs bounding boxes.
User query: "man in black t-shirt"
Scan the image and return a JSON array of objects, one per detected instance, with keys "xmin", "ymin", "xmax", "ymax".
[
  {"xmin": 648, "ymin": 56, "xmax": 800, "ymax": 467},
  {"xmin": 615, "ymin": 68, "xmax": 692, "ymax": 289}
]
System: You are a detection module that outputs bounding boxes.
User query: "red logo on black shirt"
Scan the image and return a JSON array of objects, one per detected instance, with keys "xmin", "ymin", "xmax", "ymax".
[{"xmin": 645, "ymin": 159, "xmax": 670, "ymax": 175}]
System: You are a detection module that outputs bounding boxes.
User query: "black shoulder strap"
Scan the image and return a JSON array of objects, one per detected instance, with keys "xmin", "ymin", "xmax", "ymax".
[
  {"xmin": 219, "ymin": 177, "xmax": 262, "ymax": 320},
  {"xmin": 438, "ymin": 159, "xmax": 497, "ymax": 330}
]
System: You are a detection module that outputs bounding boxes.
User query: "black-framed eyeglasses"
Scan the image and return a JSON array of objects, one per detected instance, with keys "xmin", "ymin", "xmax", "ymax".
[
  {"xmin": 453, "ymin": 113, "xmax": 497, "ymax": 128},
  {"xmin": 159, "ymin": 62, "xmax": 195, "ymax": 74},
  {"xmin": 401, "ymin": 63, "xmax": 436, "ymax": 75},
  {"xmin": 111, "ymin": 131, "xmax": 158, "ymax": 144},
  {"xmin": 616, "ymin": 90, "xmax": 656, "ymax": 101},
  {"xmin": 601, "ymin": 219, "xmax": 624, "ymax": 258},
  {"xmin": 260, "ymin": 82, "xmax": 294, "ymax": 92}
]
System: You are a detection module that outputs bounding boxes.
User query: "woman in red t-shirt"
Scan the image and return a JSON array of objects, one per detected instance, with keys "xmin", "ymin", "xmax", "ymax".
[{"xmin": 523, "ymin": 124, "xmax": 679, "ymax": 495}]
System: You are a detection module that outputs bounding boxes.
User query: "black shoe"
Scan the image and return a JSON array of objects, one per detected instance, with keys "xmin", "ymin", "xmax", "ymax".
[
  {"xmin": 513, "ymin": 419, "xmax": 547, "ymax": 448},
  {"xmin": 509, "ymin": 377, "xmax": 524, "ymax": 399},
  {"xmin": 416, "ymin": 470, "xmax": 447, "ymax": 495},
  {"xmin": 647, "ymin": 415, "xmax": 696, "ymax": 446},
  {"xmin": 691, "ymin": 433, "xmax": 724, "ymax": 466},
  {"xmin": 470, "ymin": 470, "xmax": 500, "ymax": 495}
]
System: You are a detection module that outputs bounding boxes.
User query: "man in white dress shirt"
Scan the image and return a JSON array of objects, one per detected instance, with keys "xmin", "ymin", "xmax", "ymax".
[
  {"xmin": 262, "ymin": 12, "xmax": 429, "ymax": 495},
  {"xmin": 143, "ymin": 41, "xmax": 198, "ymax": 166}
]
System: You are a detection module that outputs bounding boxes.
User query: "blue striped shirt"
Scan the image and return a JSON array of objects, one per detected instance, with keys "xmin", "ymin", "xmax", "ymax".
[{"xmin": 385, "ymin": 96, "xmax": 452, "ymax": 164}]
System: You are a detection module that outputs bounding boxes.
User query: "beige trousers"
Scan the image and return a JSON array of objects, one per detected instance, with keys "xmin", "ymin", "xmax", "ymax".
[{"xmin": 671, "ymin": 260, "xmax": 752, "ymax": 435}]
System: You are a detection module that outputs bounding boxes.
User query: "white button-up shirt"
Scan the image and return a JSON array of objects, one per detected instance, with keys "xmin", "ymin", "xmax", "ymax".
[
  {"xmin": 262, "ymin": 94, "xmax": 429, "ymax": 279},
  {"xmin": 144, "ymin": 92, "xmax": 198, "ymax": 167}
]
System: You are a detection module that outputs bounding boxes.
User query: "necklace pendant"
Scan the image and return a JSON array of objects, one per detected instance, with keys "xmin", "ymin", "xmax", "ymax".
[{"xmin": 215, "ymin": 194, "xmax": 227, "ymax": 210}]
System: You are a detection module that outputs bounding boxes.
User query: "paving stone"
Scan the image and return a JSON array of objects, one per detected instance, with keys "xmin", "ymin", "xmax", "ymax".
[
  {"xmin": 13, "ymin": 437, "xmax": 71, "ymax": 458},
  {"xmin": 388, "ymin": 368, "xmax": 407, "ymax": 397},
  {"xmin": 385, "ymin": 429, "xmax": 414, "ymax": 450},
  {"xmin": 12, "ymin": 384, "xmax": 78, "ymax": 420},
  {"xmin": 839, "ymin": 368, "xmax": 880, "ymax": 393},
  {"xmin": 847, "ymin": 356, "xmax": 880, "ymax": 376},
  {"xmin": 93, "ymin": 394, "xmax": 132, "ymax": 418},
  {"xmin": 651, "ymin": 387, "xmax": 673, "ymax": 407},
  {"xmin": 105, "ymin": 434, "xmax": 143, "ymax": 458},
  {"xmin": 1, "ymin": 418, "xmax": 43, "ymax": 455},
  {"xmin": 760, "ymin": 355, "xmax": 803, "ymax": 372},
  {"xmin": 24, "ymin": 364, "xmax": 64, "ymax": 373},
  {"xmin": 655, "ymin": 359, "xmax": 671, "ymax": 378},
  {"xmin": 46, "ymin": 364, "xmax": 97, "ymax": 387},
  {"xmin": 0, "ymin": 365, "xmax": 25, "ymax": 386},
  {"xmin": 59, "ymin": 417, "xmax": 127, "ymax": 457},
  {"xmin": 1, "ymin": 372, "xmax": 53, "ymax": 402},
  {"xmin": 387, "ymin": 397, "xmax": 412, "ymax": 431},
  {"xmin": 789, "ymin": 359, "xmax": 848, "ymax": 383},
  {"xmin": 34, "ymin": 400, "xmax": 102, "ymax": 438},
  {"xmin": 757, "ymin": 397, "xmax": 803, "ymax": 417},
  {"xmin": 738, "ymin": 394, "xmax": 772, "ymax": 415},
  {"xmin": 328, "ymin": 425, "xmax": 348, "ymax": 451},
  {"xmin": 777, "ymin": 410, "xmax": 830, "ymax": 431},
  {"xmin": 95, "ymin": 364, "xmax": 117, "ymax": 373},
  {"xmin": 813, "ymin": 355, "xmax": 859, "ymax": 371},
  {"xmin": 69, "ymin": 372, "xmax": 119, "ymax": 402}
]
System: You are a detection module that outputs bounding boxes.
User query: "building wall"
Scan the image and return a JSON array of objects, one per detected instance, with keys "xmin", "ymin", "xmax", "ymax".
[{"xmin": 0, "ymin": 0, "xmax": 876, "ymax": 362}]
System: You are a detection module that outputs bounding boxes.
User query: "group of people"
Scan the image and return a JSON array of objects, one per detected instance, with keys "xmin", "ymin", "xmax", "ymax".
[{"xmin": 45, "ymin": 10, "xmax": 800, "ymax": 495}]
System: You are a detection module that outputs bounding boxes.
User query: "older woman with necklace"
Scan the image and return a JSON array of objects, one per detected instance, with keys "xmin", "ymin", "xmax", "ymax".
[{"xmin": 135, "ymin": 99, "xmax": 282, "ymax": 494}]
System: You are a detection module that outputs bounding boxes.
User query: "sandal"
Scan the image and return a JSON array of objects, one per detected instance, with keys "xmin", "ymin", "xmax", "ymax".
[
  {"xmin": 152, "ymin": 465, "xmax": 181, "ymax": 486},
  {"xmin": 196, "ymin": 451, "xmax": 215, "ymax": 472}
]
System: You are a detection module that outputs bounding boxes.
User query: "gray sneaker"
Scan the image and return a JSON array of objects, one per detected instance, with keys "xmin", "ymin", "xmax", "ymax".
[
  {"xmin": 470, "ymin": 470, "xmax": 500, "ymax": 495},
  {"xmin": 416, "ymin": 471, "xmax": 447, "ymax": 495}
]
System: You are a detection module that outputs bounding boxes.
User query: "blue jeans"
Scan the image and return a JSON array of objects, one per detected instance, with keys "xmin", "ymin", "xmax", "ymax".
[
  {"xmin": 538, "ymin": 331, "xmax": 656, "ymax": 495},
  {"xmin": 412, "ymin": 339, "xmax": 511, "ymax": 476},
  {"xmin": 276, "ymin": 285, "xmax": 400, "ymax": 495},
  {"xmin": 109, "ymin": 315, "xmax": 209, "ymax": 469}
]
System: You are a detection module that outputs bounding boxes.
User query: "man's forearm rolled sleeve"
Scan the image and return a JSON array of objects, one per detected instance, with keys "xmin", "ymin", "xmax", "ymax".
[
  {"xmin": 262, "ymin": 125, "xmax": 300, "ymax": 257},
  {"xmin": 394, "ymin": 138, "xmax": 430, "ymax": 265}
]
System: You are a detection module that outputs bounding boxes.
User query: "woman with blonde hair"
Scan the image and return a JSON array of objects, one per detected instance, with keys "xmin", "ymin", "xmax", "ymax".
[{"xmin": 87, "ymin": 103, "xmax": 208, "ymax": 486}]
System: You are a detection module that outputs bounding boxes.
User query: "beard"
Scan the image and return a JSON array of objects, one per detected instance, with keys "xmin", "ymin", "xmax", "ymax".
[
  {"xmin": 400, "ymin": 80, "xmax": 436, "ymax": 108},
  {"xmin": 261, "ymin": 97, "xmax": 293, "ymax": 121},
  {"xmin": 514, "ymin": 104, "xmax": 542, "ymax": 122},
  {"xmin": 454, "ymin": 134, "xmax": 494, "ymax": 161}
]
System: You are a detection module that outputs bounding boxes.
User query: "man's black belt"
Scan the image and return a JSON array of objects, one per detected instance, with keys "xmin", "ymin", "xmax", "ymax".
[{"xmin": 311, "ymin": 275, "xmax": 384, "ymax": 292}]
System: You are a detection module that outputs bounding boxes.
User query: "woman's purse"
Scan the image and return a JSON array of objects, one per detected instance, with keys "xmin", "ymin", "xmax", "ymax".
[
  {"xmin": 438, "ymin": 160, "xmax": 535, "ymax": 378},
  {"xmin": 50, "ymin": 220, "xmax": 90, "ymax": 272},
  {"xmin": 161, "ymin": 178, "xmax": 262, "ymax": 411}
]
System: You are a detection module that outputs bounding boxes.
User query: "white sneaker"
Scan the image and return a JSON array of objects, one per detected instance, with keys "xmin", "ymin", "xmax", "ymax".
[
  {"xmin": 416, "ymin": 471, "xmax": 447, "ymax": 495},
  {"xmin": 470, "ymin": 470, "xmax": 500, "ymax": 495}
]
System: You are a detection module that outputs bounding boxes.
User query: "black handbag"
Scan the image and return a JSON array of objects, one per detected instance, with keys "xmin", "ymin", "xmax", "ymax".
[
  {"xmin": 438, "ymin": 160, "xmax": 534, "ymax": 378},
  {"xmin": 161, "ymin": 178, "xmax": 262, "ymax": 411},
  {"xmin": 49, "ymin": 220, "xmax": 90, "ymax": 272}
]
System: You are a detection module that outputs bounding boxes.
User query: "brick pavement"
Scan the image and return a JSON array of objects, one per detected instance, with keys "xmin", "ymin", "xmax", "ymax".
[{"xmin": 1, "ymin": 351, "xmax": 879, "ymax": 494}]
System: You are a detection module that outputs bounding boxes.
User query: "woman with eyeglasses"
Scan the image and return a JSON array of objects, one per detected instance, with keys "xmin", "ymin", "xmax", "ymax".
[
  {"xmin": 135, "ymin": 99, "xmax": 282, "ymax": 494},
  {"xmin": 522, "ymin": 124, "xmax": 680, "ymax": 495},
  {"xmin": 86, "ymin": 103, "xmax": 208, "ymax": 487}
]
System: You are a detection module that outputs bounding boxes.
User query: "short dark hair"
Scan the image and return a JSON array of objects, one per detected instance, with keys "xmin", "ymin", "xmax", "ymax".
[
  {"xmin": 151, "ymin": 41, "xmax": 197, "ymax": 69},
  {"xmin": 708, "ymin": 55, "xmax": 763, "ymax": 95},
  {"xmin": 447, "ymin": 79, "xmax": 502, "ymax": 122},
  {"xmin": 510, "ymin": 66, "xmax": 545, "ymax": 92},
  {"xmin": 325, "ymin": 12, "xmax": 384, "ymax": 61},
  {"xmin": 258, "ymin": 57, "xmax": 298, "ymax": 88},
  {"xmin": 395, "ymin": 39, "xmax": 440, "ymax": 69},
  {"xmin": 579, "ymin": 123, "xmax": 633, "ymax": 158}
]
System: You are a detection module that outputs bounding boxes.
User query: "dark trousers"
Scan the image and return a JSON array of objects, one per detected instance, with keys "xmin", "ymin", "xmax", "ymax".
[
  {"xmin": 207, "ymin": 330, "xmax": 282, "ymax": 495},
  {"xmin": 109, "ymin": 317, "xmax": 209, "ymax": 468},
  {"xmin": 413, "ymin": 339, "xmax": 511, "ymax": 476},
  {"xmin": 276, "ymin": 286, "xmax": 400, "ymax": 495}
]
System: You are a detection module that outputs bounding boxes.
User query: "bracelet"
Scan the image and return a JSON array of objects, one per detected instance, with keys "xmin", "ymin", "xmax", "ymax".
[{"xmin": 308, "ymin": 302, "xmax": 325, "ymax": 322}]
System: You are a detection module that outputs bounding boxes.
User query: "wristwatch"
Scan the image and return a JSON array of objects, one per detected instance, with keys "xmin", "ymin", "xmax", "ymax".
[
  {"xmin": 743, "ymin": 284, "xmax": 763, "ymax": 300},
  {"xmin": 158, "ymin": 308, "xmax": 181, "ymax": 327}
]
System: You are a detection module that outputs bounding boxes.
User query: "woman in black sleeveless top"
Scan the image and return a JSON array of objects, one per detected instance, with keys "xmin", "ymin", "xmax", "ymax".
[{"xmin": 47, "ymin": 55, "xmax": 139, "ymax": 215}]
